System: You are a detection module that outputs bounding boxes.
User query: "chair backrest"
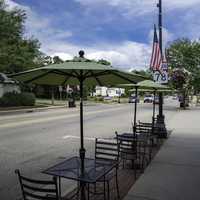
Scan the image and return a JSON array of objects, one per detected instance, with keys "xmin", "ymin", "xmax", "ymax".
[
  {"xmin": 95, "ymin": 138, "xmax": 119, "ymax": 162},
  {"xmin": 15, "ymin": 169, "xmax": 59, "ymax": 200},
  {"xmin": 136, "ymin": 123, "xmax": 153, "ymax": 136},
  {"xmin": 115, "ymin": 132, "xmax": 137, "ymax": 157}
]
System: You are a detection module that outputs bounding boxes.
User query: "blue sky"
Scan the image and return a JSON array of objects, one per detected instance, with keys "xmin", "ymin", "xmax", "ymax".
[{"xmin": 6, "ymin": 0, "xmax": 200, "ymax": 70}]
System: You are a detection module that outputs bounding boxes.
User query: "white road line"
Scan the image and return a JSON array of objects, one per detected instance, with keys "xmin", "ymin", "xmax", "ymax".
[
  {"xmin": 0, "ymin": 106, "xmax": 125, "ymax": 129},
  {"xmin": 62, "ymin": 135, "xmax": 95, "ymax": 141}
]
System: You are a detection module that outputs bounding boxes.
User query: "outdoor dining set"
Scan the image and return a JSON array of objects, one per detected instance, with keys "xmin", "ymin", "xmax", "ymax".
[
  {"xmin": 15, "ymin": 119, "xmax": 164, "ymax": 200},
  {"xmin": 11, "ymin": 51, "xmax": 169, "ymax": 200}
]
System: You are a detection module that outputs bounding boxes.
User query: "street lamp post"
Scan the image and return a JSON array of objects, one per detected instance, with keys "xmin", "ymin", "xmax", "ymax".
[{"xmin": 157, "ymin": 0, "xmax": 167, "ymax": 137}]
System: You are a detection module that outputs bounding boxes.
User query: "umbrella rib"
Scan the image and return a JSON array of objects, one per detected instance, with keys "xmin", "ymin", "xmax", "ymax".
[
  {"xmin": 54, "ymin": 69, "xmax": 77, "ymax": 78},
  {"xmin": 83, "ymin": 70, "xmax": 91, "ymax": 78},
  {"xmin": 89, "ymin": 71, "xmax": 103, "ymax": 86},
  {"xmin": 111, "ymin": 71, "xmax": 137, "ymax": 84},
  {"xmin": 24, "ymin": 70, "xmax": 53, "ymax": 84},
  {"xmin": 71, "ymin": 69, "xmax": 80, "ymax": 77},
  {"xmin": 61, "ymin": 76, "xmax": 71, "ymax": 85},
  {"xmin": 85, "ymin": 70, "xmax": 110, "ymax": 78},
  {"xmin": 9, "ymin": 68, "xmax": 41, "ymax": 77}
]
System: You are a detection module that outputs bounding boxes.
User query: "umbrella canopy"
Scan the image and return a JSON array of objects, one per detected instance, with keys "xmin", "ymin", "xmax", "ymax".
[
  {"xmin": 10, "ymin": 52, "xmax": 146, "ymax": 200},
  {"xmin": 11, "ymin": 61, "xmax": 144, "ymax": 86},
  {"xmin": 122, "ymin": 80, "xmax": 170, "ymax": 90},
  {"xmin": 118, "ymin": 80, "xmax": 170, "ymax": 133}
]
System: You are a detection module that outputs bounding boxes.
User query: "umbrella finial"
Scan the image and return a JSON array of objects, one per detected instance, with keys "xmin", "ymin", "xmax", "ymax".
[{"xmin": 79, "ymin": 50, "xmax": 85, "ymax": 58}]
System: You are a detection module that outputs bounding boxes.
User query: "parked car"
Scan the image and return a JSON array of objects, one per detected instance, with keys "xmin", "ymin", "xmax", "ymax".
[
  {"xmin": 144, "ymin": 95, "xmax": 153, "ymax": 103},
  {"xmin": 129, "ymin": 95, "xmax": 140, "ymax": 103},
  {"xmin": 172, "ymin": 95, "xmax": 178, "ymax": 100}
]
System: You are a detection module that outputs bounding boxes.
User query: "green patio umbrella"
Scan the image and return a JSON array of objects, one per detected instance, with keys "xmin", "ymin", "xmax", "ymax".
[
  {"xmin": 119, "ymin": 80, "xmax": 170, "ymax": 133},
  {"xmin": 10, "ymin": 51, "xmax": 145, "ymax": 199}
]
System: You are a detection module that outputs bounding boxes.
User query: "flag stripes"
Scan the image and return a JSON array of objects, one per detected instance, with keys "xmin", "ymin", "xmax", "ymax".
[{"xmin": 150, "ymin": 25, "xmax": 162, "ymax": 71}]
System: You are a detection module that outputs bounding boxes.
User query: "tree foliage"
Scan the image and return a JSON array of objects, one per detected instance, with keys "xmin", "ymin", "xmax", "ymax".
[
  {"xmin": 167, "ymin": 38, "xmax": 200, "ymax": 92},
  {"xmin": 53, "ymin": 56, "xmax": 64, "ymax": 64},
  {"xmin": 131, "ymin": 69, "xmax": 152, "ymax": 79},
  {"xmin": 97, "ymin": 59, "xmax": 111, "ymax": 66},
  {"xmin": 0, "ymin": 0, "xmax": 41, "ymax": 73}
]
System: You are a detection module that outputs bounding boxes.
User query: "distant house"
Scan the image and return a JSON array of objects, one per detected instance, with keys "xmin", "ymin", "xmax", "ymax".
[
  {"xmin": 107, "ymin": 88, "xmax": 125, "ymax": 97},
  {"xmin": 0, "ymin": 73, "xmax": 20, "ymax": 98},
  {"xmin": 93, "ymin": 86, "xmax": 125, "ymax": 97},
  {"xmin": 94, "ymin": 86, "xmax": 108, "ymax": 96}
]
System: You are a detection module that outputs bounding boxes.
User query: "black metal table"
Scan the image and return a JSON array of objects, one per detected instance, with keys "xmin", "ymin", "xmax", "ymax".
[{"xmin": 43, "ymin": 156, "xmax": 118, "ymax": 200}]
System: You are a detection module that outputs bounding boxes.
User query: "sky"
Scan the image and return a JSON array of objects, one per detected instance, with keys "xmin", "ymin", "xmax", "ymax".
[{"xmin": 5, "ymin": 0, "xmax": 200, "ymax": 70}]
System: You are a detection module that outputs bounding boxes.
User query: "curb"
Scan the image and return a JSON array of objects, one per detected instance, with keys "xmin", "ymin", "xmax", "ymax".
[{"xmin": 0, "ymin": 105, "xmax": 67, "ymax": 115}]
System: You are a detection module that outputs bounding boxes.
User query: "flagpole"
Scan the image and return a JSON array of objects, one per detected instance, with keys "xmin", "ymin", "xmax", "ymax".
[
  {"xmin": 157, "ymin": 0, "xmax": 167, "ymax": 137},
  {"xmin": 158, "ymin": 0, "xmax": 162, "ymax": 55}
]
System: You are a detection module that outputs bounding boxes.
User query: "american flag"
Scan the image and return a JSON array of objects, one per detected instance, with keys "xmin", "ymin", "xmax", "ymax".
[{"xmin": 150, "ymin": 25, "xmax": 162, "ymax": 71}]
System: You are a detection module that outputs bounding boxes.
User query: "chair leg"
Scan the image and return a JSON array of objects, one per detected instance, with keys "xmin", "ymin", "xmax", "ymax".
[
  {"xmin": 58, "ymin": 177, "xmax": 61, "ymax": 198},
  {"xmin": 103, "ymin": 175, "xmax": 106, "ymax": 200},
  {"xmin": 133, "ymin": 160, "xmax": 136, "ymax": 179},
  {"xmin": 107, "ymin": 181, "xmax": 110, "ymax": 200},
  {"xmin": 141, "ymin": 156, "xmax": 145, "ymax": 173},
  {"xmin": 115, "ymin": 169, "xmax": 120, "ymax": 200},
  {"xmin": 87, "ymin": 183, "xmax": 90, "ymax": 200},
  {"xmin": 94, "ymin": 183, "xmax": 96, "ymax": 193}
]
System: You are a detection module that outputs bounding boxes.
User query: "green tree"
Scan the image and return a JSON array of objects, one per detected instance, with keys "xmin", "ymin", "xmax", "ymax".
[
  {"xmin": 53, "ymin": 56, "xmax": 64, "ymax": 64},
  {"xmin": 167, "ymin": 38, "xmax": 200, "ymax": 93},
  {"xmin": 97, "ymin": 59, "xmax": 111, "ymax": 66},
  {"xmin": 0, "ymin": 0, "xmax": 41, "ymax": 73},
  {"xmin": 131, "ymin": 69, "xmax": 152, "ymax": 79}
]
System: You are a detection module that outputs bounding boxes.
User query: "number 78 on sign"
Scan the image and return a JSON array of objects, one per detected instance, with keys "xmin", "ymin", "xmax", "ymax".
[{"xmin": 153, "ymin": 62, "xmax": 168, "ymax": 84}]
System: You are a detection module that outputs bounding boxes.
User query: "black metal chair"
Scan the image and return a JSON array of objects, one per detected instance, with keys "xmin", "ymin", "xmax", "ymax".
[
  {"xmin": 115, "ymin": 132, "xmax": 137, "ymax": 177},
  {"xmin": 138, "ymin": 120, "xmax": 160, "ymax": 142},
  {"xmin": 115, "ymin": 131, "xmax": 149, "ymax": 179},
  {"xmin": 136, "ymin": 123, "xmax": 156, "ymax": 162},
  {"xmin": 15, "ymin": 169, "xmax": 60, "ymax": 200},
  {"xmin": 94, "ymin": 138, "xmax": 120, "ymax": 200}
]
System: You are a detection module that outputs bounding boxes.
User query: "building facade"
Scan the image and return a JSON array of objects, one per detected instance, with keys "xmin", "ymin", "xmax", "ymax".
[{"xmin": 93, "ymin": 86, "xmax": 125, "ymax": 97}]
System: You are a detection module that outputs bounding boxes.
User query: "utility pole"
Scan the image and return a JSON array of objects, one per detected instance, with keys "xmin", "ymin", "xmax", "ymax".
[
  {"xmin": 158, "ymin": 0, "xmax": 162, "ymax": 54},
  {"xmin": 157, "ymin": 0, "xmax": 167, "ymax": 137}
]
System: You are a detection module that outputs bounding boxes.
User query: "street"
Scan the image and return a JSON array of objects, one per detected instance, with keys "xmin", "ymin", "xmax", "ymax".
[{"xmin": 0, "ymin": 98, "xmax": 178, "ymax": 200}]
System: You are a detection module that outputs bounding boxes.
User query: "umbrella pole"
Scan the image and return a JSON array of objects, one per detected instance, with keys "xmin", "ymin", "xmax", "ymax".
[
  {"xmin": 79, "ymin": 72, "xmax": 86, "ymax": 200},
  {"xmin": 152, "ymin": 90, "xmax": 156, "ymax": 134},
  {"xmin": 133, "ymin": 86, "xmax": 138, "ymax": 136}
]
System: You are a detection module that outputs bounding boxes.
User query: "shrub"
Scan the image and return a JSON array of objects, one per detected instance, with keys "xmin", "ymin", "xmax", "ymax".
[
  {"xmin": 94, "ymin": 96, "xmax": 104, "ymax": 102},
  {"xmin": 20, "ymin": 92, "xmax": 36, "ymax": 106},
  {"xmin": 0, "ymin": 92, "xmax": 35, "ymax": 107}
]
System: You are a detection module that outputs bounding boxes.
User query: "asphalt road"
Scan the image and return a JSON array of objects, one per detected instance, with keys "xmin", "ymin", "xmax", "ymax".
[{"xmin": 0, "ymin": 98, "xmax": 179, "ymax": 200}]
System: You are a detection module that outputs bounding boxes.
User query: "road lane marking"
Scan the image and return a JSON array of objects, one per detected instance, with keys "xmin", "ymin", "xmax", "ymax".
[
  {"xmin": 0, "ymin": 106, "xmax": 126, "ymax": 129},
  {"xmin": 62, "ymin": 135, "xmax": 95, "ymax": 140}
]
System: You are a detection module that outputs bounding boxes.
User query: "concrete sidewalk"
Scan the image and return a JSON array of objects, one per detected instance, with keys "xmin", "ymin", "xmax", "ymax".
[{"xmin": 124, "ymin": 107, "xmax": 200, "ymax": 200}]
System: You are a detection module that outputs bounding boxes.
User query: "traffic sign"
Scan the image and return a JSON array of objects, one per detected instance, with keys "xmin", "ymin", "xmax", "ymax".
[{"xmin": 153, "ymin": 70, "xmax": 168, "ymax": 84}]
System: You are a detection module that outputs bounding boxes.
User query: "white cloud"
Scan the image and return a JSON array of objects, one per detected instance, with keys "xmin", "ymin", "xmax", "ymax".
[
  {"xmin": 75, "ymin": 0, "xmax": 200, "ymax": 9},
  {"xmin": 166, "ymin": 0, "xmax": 200, "ymax": 9},
  {"xmin": 44, "ymin": 41, "xmax": 152, "ymax": 70},
  {"xmin": 88, "ymin": 51, "xmax": 130, "ymax": 66},
  {"xmin": 75, "ymin": 0, "xmax": 200, "ymax": 17},
  {"xmin": 148, "ymin": 27, "xmax": 175, "ymax": 49},
  {"xmin": 2, "ymin": 0, "xmax": 159, "ymax": 71},
  {"xmin": 4, "ymin": 0, "xmax": 72, "ymax": 43},
  {"xmin": 5, "ymin": 0, "xmax": 200, "ymax": 72},
  {"xmin": 5, "ymin": 0, "xmax": 19, "ymax": 9},
  {"xmin": 51, "ymin": 52, "xmax": 73, "ymax": 61}
]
